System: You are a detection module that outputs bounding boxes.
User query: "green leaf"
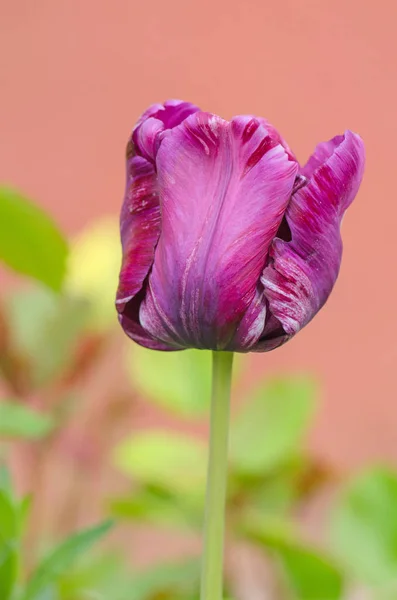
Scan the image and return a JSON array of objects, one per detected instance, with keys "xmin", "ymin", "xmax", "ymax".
[
  {"xmin": 113, "ymin": 431, "xmax": 207, "ymax": 495},
  {"xmin": 278, "ymin": 545, "xmax": 344, "ymax": 600},
  {"xmin": 243, "ymin": 519, "xmax": 343, "ymax": 599},
  {"xmin": 19, "ymin": 495, "xmax": 32, "ymax": 531},
  {"xmin": 5, "ymin": 287, "xmax": 57, "ymax": 358},
  {"xmin": 0, "ymin": 467, "xmax": 13, "ymax": 497},
  {"xmin": 238, "ymin": 514, "xmax": 299, "ymax": 550},
  {"xmin": 5, "ymin": 288, "xmax": 90, "ymax": 387},
  {"xmin": 57, "ymin": 554, "xmax": 126, "ymax": 599},
  {"xmin": 0, "ymin": 541, "xmax": 18, "ymax": 600},
  {"xmin": 0, "ymin": 491, "xmax": 18, "ymax": 540},
  {"xmin": 21, "ymin": 521, "xmax": 113, "ymax": 600},
  {"xmin": 229, "ymin": 455, "xmax": 313, "ymax": 522},
  {"xmin": 0, "ymin": 188, "xmax": 68, "ymax": 291},
  {"xmin": 128, "ymin": 559, "xmax": 200, "ymax": 600},
  {"xmin": 65, "ymin": 216, "xmax": 121, "ymax": 332},
  {"xmin": 0, "ymin": 402, "xmax": 54, "ymax": 440},
  {"xmin": 126, "ymin": 346, "xmax": 212, "ymax": 416},
  {"xmin": 42, "ymin": 591, "xmax": 58, "ymax": 600},
  {"xmin": 330, "ymin": 467, "xmax": 397, "ymax": 586},
  {"xmin": 0, "ymin": 490, "xmax": 19, "ymax": 600},
  {"xmin": 109, "ymin": 484, "xmax": 202, "ymax": 530},
  {"xmin": 241, "ymin": 471, "xmax": 298, "ymax": 518},
  {"xmin": 230, "ymin": 377, "xmax": 316, "ymax": 475}
]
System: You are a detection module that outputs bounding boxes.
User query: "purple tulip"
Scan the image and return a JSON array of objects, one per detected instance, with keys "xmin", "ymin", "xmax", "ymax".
[{"xmin": 116, "ymin": 100, "xmax": 365, "ymax": 352}]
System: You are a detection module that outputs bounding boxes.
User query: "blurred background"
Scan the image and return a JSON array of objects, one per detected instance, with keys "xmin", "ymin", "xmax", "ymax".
[{"xmin": 0, "ymin": 1, "xmax": 396, "ymax": 599}]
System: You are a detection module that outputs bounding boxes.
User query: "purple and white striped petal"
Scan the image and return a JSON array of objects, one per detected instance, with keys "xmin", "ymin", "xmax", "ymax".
[
  {"xmin": 116, "ymin": 100, "xmax": 365, "ymax": 353},
  {"xmin": 132, "ymin": 99, "xmax": 200, "ymax": 161},
  {"xmin": 115, "ymin": 153, "xmax": 167, "ymax": 348},
  {"xmin": 116, "ymin": 154, "xmax": 161, "ymax": 308},
  {"xmin": 116, "ymin": 101, "xmax": 201, "ymax": 350},
  {"xmin": 255, "ymin": 130, "xmax": 365, "ymax": 347},
  {"xmin": 140, "ymin": 112, "xmax": 298, "ymax": 350}
]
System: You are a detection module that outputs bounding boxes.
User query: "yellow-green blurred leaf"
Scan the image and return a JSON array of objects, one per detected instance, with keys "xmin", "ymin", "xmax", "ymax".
[
  {"xmin": 65, "ymin": 216, "xmax": 120, "ymax": 331},
  {"xmin": 0, "ymin": 489, "xmax": 19, "ymax": 600},
  {"xmin": 235, "ymin": 470, "xmax": 299, "ymax": 519},
  {"xmin": 230, "ymin": 377, "xmax": 316, "ymax": 475},
  {"xmin": 0, "ymin": 187, "xmax": 68, "ymax": 291},
  {"xmin": 239, "ymin": 514, "xmax": 298, "ymax": 549},
  {"xmin": 128, "ymin": 559, "xmax": 200, "ymax": 600},
  {"xmin": 110, "ymin": 484, "xmax": 202, "ymax": 530},
  {"xmin": 114, "ymin": 431, "xmax": 207, "ymax": 495},
  {"xmin": 6, "ymin": 287, "xmax": 90, "ymax": 386},
  {"xmin": 57, "ymin": 554, "xmax": 129, "ymax": 600},
  {"xmin": 278, "ymin": 545, "xmax": 343, "ymax": 600},
  {"xmin": 0, "ymin": 401, "xmax": 54, "ymax": 440},
  {"xmin": 243, "ymin": 518, "xmax": 343, "ymax": 599},
  {"xmin": 126, "ymin": 346, "xmax": 213, "ymax": 416},
  {"xmin": 21, "ymin": 521, "xmax": 113, "ymax": 600},
  {"xmin": 331, "ymin": 467, "xmax": 397, "ymax": 586},
  {"xmin": 0, "ymin": 467, "xmax": 12, "ymax": 497}
]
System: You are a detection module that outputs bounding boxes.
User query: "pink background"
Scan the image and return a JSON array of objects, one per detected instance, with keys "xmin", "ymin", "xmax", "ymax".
[{"xmin": 1, "ymin": 1, "xmax": 396, "ymax": 468}]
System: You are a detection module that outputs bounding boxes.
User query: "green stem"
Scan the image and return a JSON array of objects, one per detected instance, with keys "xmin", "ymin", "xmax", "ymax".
[{"xmin": 200, "ymin": 351, "xmax": 234, "ymax": 600}]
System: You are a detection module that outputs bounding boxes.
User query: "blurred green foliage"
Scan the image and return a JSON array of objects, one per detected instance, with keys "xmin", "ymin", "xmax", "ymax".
[
  {"xmin": 0, "ymin": 402, "xmax": 54, "ymax": 439},
  {"xmin": 0, "ymin": 187, "xmax": 396, "ymax": 599},
  {"xmin": 21, "ymin": 520, "xmax": 113, "ymax": 600},
  {"xmin": 0, "ymin": 467, "xmax": 112, "ymax": 600},
  {"xmin": 230, "ymin": 378, "xmax": 316, "ymax": 474},
  {"xmin": 0, "ymin": 470, "xmax": 19, "ymax": 600},
  {"xmin": 331, "ymin": 467, "xmax": 397, "ymax": 587},
  {"xmin": 0, "ymin": 188, "xmax": 68, "ymax": 292},
  {"xmin": 65, "ymin": 217, "xmax": 120, "ymax": 332},
  {"xmin": 5, "ymin": 288, "xmax": 91, "ymax": 388},
  {"xmin": 126, "ymin": 345, "xmax": 213, "ymax": 416},
  {"xmin": 111, "ymin": 375, "xmax": 346, "ymax": 599}
]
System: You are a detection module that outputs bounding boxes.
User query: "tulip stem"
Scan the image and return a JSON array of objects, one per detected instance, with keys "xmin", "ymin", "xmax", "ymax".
[{"xmin": 200, "ymin": 350, "xmax": 234, "ymax": 600}]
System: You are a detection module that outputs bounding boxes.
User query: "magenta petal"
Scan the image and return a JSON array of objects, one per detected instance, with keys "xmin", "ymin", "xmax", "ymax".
[
  {"xmin": 115, "ymin": 152, "xmax": 173, "ymax": 350},
  {"xmin": 133, "ymin": 118, "xmax": 165, "ymax": 162},
  {"xmin": 257, "ymin": 117, "xmax": 296, "ymax": 162},
  {"xmin": 116, "ymin": 101, "xmax": 201, "ymax": 351},
  {"xmin": 118, "ymin": 309, "xmax": 179, "ymax": 351},
  {"xmin": 300, "ymin": 134, "xmax": 345, "ymax": 179},
  {"xmin": 259, "ymin": 130, "xmax": 365, "ymax": 340},
  {"xmin": 230, "ymin": 286, "xmax": 267, "ymax": 351},
  {"xmin": 135, "ymin": 99, "xmax": 201, "ymax": 130},
  {"xmin": 132, "ymin": 99, "xmax": 200, "ymax": 161},
  {"xmin": 140, "ymin": 112, "xmax": 298, "ymax": 350},
  {"xmin": 116, "ymin": 154, "xmax": 161, "ymax": 307}
]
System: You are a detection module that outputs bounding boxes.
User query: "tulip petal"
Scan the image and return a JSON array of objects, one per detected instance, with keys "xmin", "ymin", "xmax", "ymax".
[
  {"xmin": 118, "ymin": 301, "xmax": 180, "ymax": 351},
  {"xmin": 116, "ymin": 155, "xmax": 161, "ymax": 306},
  {"xmin": 132, "ymin": 100, "xmax": 200, "ymax": 161},
  {"xmin": 258, "ymin": 130, "xmax": 365, "ymax": 343},
  {"xmin": 257, "ymin": 117, "xmax": 296, "ymax": 162},
  {"xmin": 115, "ymin": 151, "xmax": 172, "ymax": 349},
  {"xmin": 119, "ymin": 102, "xmax": 201, "ymax": 300},
  {"xmin": 117, "ymin": 102, "xmax": 201, "ymax": 351},
  {"xmin": 230, "ymin": 286, "xmax": 268, "ymax": 351},
  {"xmin": 140, "ymin": 112, "xmax": 298, "ymax": 349}
]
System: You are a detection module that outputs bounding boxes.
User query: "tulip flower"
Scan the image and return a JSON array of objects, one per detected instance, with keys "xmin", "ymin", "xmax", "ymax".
[
  {"xmin": 115, "ymin": 99, "xmax": 365, "ymax": 600},
  {"xmin": 116, "ymin": 100, "xmax": 365, "ymax": 353}
]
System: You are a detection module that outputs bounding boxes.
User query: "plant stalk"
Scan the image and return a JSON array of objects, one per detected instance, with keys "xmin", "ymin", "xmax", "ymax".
[{"xmin": 200, "ymin": 350, "xmax": 234, "ymax": 600}]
